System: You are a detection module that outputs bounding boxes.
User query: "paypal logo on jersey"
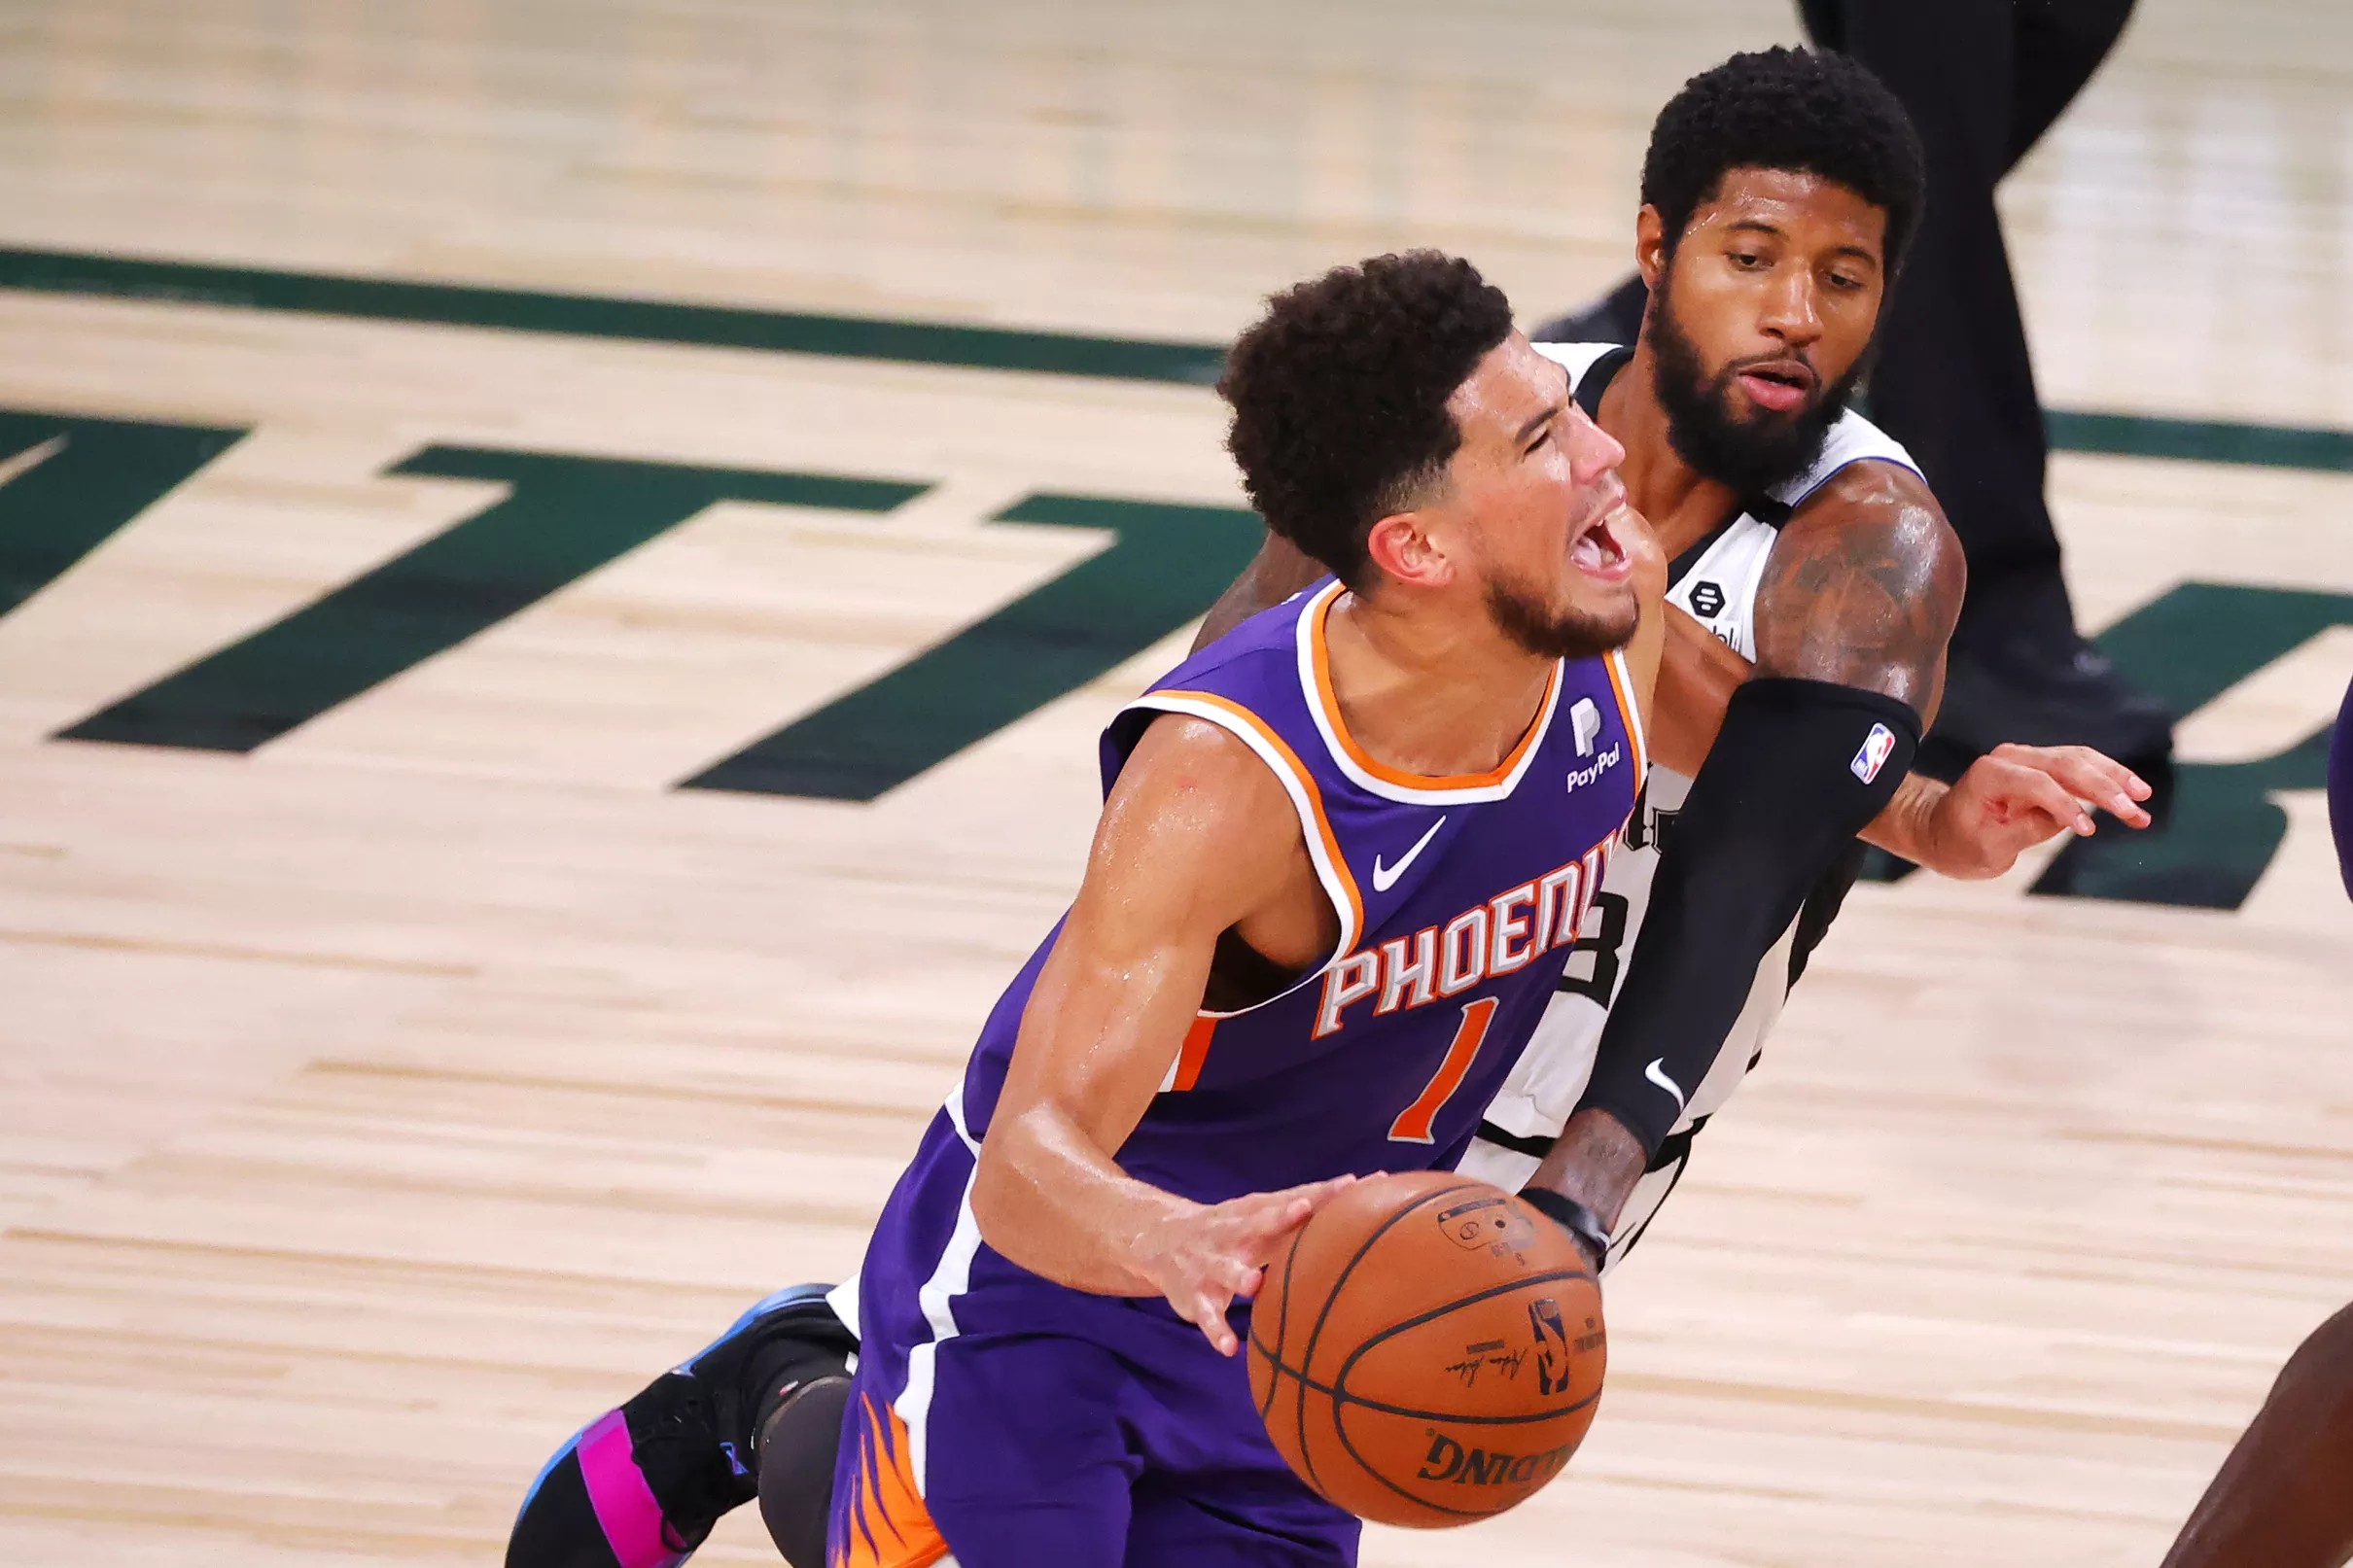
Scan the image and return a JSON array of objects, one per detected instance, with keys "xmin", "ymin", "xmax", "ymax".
[
  {"xmin": 1564, "ymin": 742, "xmax": 1622, "ymax": 796},
  {"xmin": 1569, "ymin": 697, "xmax": 1602, "ymax": 757}
]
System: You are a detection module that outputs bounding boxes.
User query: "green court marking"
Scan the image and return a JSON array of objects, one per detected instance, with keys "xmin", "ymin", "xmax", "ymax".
[
  {"xmin": 59, "ymin": 447, "xmax": 928, "ymax": 753},
  {"xmin": 2028, "ymin": 582, "xmax": 2353, "ymax": 910},
  {"xmin": 2045, "ymin": 411, "xmax": 2353, "ymax": 473},
  {"xmin": 0, "ymin": 246, "xmax": 1225, "ymax": 386},
  {"xmin": 5, "ymin": 245, "xmax": 2350, "ymax": 472},
  {"xmin": 0, "ymin": 409, "xmax": 247, "ymax": 620},
  {"xmin": 681, "ymin": 493, "xmax": 1264, "ymax": 801}
]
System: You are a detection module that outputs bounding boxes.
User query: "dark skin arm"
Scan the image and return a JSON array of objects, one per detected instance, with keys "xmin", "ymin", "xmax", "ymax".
[
  {"xmin": 1657, "ymin": 594, "xmax": 2145, "ymax": 875},
  {"xmin": 2159, "ymin": 1301, "xmax": 2353, "ymax": 1568},
  {"xmin": 1526, "ymin": 461, "xmax": 1970, "ymax": 1226},
  {"xmin": 1528, "ymin": 462, "xmax": 2150, "ymax": 1239},
  {"xmin": 1750, "ymin": 461, "xmax": 1961, "ymax": 705},
  {"xmin": 1193, "ymin": 532, "xmax": 1327, "ymax": 652}
]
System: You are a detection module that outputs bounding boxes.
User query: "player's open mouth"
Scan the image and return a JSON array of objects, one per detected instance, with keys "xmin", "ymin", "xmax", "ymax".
[
  {"xmin": 1569, "ymin": 505, "xmax": 1633, "ymax": 582},
  {"xmin": 1736, "ymin": 360, "xmax": 1814, "ymax": 414}
]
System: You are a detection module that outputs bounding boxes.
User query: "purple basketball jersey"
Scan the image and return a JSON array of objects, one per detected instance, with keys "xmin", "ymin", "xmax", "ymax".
[{"xmin": 1091, "ymin": 579, "xmax": 1646, "ymax": 1196}]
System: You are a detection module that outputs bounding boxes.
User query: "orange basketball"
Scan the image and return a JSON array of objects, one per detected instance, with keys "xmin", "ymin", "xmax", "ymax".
[{"xmin": 1246, "ymin": 1171, "xmax": 1605, "ymax": 1528}]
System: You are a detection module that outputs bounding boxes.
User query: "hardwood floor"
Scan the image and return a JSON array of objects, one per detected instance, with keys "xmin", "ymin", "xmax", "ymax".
[{"xmin": 1, "ymin": 3, "xmax": 2349, "ymax": 1564}]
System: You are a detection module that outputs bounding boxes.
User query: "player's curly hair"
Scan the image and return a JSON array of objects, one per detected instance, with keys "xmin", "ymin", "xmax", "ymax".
[
  {"xmin": 1641, "ymin": 46, "xmax": 1925, "ymax": 272},
  {"xmin": 1218, "ymin": 251, "xmax": 1514, "ymax": 586}
]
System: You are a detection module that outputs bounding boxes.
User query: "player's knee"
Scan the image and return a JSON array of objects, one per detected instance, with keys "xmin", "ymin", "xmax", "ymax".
[{"xmin": 755, "ymin": 1374, "xmax": 852, "ymax": 1568}]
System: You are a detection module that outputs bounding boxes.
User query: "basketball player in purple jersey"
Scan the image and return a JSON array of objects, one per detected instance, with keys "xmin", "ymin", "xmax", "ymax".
[
  {"xmin": 2150, "ymin": 677, "xmax": 2353, "ymax": 1568},
  {"xmin": 821, "ymin": 252, "xmax": 1662, "ymax": 1567}
]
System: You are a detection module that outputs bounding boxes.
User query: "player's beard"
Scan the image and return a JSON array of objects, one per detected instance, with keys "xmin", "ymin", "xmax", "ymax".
[
  {"xmin": 1648, "ymin": 270, "xmax": 1872, "ymax": 498},
  {"xmin": 1485, "ymin": 571, "xmax": 1639, "ymax": 662}
]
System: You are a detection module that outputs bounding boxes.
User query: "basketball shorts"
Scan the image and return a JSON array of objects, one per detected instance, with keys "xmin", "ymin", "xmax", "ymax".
[
  {"xmin": 826, "ymin": 1111, "xmax": 1357, "ymax": 1568},
  {"xmin": 2330, "ymin": 672, "xmax": 2351, "ymax": 898}
]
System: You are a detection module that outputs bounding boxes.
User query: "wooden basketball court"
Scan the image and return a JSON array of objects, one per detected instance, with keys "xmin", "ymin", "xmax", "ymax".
[{"xmin": 2, "ymin": 3, "xmax": 2349, "ymax": 1564}]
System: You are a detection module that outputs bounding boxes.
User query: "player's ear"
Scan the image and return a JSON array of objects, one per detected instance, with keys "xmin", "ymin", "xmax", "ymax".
[
  {"xmin": 1363, "ymin": 511, "xmax": 1453, "ymax": 589},
  {"xmin": 1634, "ymin": 205, "xmax": 1670, "ymax": 292}
]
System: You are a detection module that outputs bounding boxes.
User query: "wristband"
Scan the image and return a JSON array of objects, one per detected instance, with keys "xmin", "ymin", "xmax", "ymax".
[{"xmin": 1515, "ymin": 1187, "xmax": 1610, "ymax": 1272}]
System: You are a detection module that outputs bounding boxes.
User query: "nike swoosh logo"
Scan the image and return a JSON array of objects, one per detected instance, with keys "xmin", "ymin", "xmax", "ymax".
[
  {"xmin": 1644, "ymin": 1058, "xmax": 1689, "ymax": 1112},
  {"xmin": 1371, "ymin": 815, "xmax": 1448, "ymax": 892}
]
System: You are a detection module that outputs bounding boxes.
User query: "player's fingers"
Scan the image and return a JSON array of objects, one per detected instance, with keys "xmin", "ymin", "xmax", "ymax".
[
  {"xmin": 1191, "ymin": 1295, "xmax": 1239, "ymax": 1356},
  {"xmin": 1176, "ymin": 1283, "xmax": 1225, "ymax": 1340},
  {"xmin": 1997, "ymin": 743, "xmax": 2152, "ymax": 805},
  {"xmin": 1213, "ymin": 1253, "xmax": 1262, "ymax": 1295},
  {"xmin": 1212, "ymin": 1197, "xmax": 1310, "ymax": 1266},
  {"xmin": 2047, "ymin": 744, "xmax": 2155, "ymax": 802},
  {"xmin": 1274, "ymin": 1173, "xmax": 1358, "ymax": 1212},
  {"xmin": 1219, "ymin": 1175, "xmax": 1360, "ymax": 1259},
  {"xmin": 1230, "ymin": 1180, "xmax": 1341, "ymax": 1234},
  {"xmin": 2019, "ymin": 747, "xmax": 2152, "ymax": 826}
]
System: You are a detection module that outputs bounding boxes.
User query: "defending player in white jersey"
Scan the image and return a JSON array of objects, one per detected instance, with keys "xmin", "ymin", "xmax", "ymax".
[{"xmin": 1202, "ymin": 45, "xmax": 2150, "ymax": 1272}]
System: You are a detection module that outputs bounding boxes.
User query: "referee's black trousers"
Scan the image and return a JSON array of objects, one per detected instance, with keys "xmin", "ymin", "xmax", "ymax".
[{"xmin": 1797, "ymin": 0, "xmax": 2137, "ymax": 651}]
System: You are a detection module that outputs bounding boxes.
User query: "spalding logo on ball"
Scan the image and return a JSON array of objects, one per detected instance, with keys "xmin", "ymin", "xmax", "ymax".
[{"xmin": 1246, "ymin": 1171, "xmax": 1606, "ymax": 1527}]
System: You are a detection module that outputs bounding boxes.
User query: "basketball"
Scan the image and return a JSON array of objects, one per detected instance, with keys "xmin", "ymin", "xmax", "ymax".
[{"xmin": 1247, "ymin": 1172, "xmax": 1605, "ymax": 1528}]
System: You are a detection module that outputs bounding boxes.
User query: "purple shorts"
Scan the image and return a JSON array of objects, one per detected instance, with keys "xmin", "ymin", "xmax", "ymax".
[
  {"xmin": 2331, "ymin": 674, "xmax": 2352, "ymax": 899},
  {"xmin": 826, "ymin": 1115, "xmax": 1357, "ymax": 1568}
]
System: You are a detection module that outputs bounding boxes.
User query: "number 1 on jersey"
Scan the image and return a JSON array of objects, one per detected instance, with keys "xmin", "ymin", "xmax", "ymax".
[{"xmin": 1388, "ymin": 995, "xmax": 1500, "ymax": 1144}]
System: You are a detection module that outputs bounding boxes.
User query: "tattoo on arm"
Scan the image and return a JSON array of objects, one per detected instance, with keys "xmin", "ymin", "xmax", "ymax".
[{"xmin": 1750, "ymin": 466, "xmax": 1966, "ymax": 714}]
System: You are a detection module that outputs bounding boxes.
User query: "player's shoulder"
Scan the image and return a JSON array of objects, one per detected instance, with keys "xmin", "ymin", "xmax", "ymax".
[
  {"xmin": 1101, "ymin": 582, "xmax": 1324, "ymax": 797},
  {"xmin": 1118, "ymin": 703, "xmax": 1289, "ymax": 792},
  {"xmin": 1766, "ymin": 414, "xmax": 1962, "ymax": 612}
]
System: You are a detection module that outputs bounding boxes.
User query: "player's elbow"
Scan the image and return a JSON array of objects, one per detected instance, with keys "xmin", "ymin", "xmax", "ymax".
[
  {"xmin": 967, "ymin": 1134, "xmax": 1024, "ymax": 1256},
  {"xmin": 968, "ymin": 1115, "xmax": 1060, "ymax": 1274}
]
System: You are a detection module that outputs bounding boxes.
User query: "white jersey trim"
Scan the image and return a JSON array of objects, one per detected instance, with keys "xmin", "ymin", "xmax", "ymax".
[
  {"xmin": 1768, "ymin": 412, "xmax": 1922, "ymax": 506},
  {"xmin": 1530, "ymin": 340, "xmax": 1625, "ymax": 384},
  {"xmin": 894, "ymin": 1083, "xmax": 985, "ymax": 1492},
  {"xmin": 1118, "ymin": 691, "xmax": 1361, "ymax": 1008}
]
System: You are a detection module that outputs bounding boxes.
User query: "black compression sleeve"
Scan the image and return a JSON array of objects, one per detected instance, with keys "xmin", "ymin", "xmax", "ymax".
[{"xmin": 1573, "ymin": 677, "xmax": 1920, "ymax": 1158}]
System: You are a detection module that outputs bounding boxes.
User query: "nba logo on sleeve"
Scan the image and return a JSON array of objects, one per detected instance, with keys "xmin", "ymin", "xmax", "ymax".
[{"xmin": 1850, "ymin": 722, "xmax": 1896, "ymax": 784}]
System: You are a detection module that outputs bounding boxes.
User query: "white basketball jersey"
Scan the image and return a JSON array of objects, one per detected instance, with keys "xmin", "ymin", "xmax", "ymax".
[{"xmin": 1457, "ymin": 342, "xmax": 1921, "ymax": 1271}]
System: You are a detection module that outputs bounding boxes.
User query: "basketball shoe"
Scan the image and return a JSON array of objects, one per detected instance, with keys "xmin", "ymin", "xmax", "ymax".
[{"xmin": 507, "ymin": 1283, "xmax": 855, "ymax": 1568}]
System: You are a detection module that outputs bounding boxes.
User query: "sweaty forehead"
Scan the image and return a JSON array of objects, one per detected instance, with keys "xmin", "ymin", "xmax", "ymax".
[
  {"xmin": 1693, "ymin": 166, "xmax": 1887, "ymax": 254},
  {"xmin": 1446, "ymin": 335, "xmax": 1563, "ymax": 444}
]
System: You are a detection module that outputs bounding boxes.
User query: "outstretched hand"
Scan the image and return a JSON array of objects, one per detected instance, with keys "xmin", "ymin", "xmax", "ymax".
[
  {"xmin": 1135, "ymin": 1175, "xmax": 1359, "ymax": 1355},
  {"xmin": 1916, "ymin": 743, "xmax": 2155, "ymax": 880}
]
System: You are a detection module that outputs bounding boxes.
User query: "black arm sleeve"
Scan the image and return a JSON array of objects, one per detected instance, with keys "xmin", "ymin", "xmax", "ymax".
[{"xmin": 1572, "ymin": 677, "xmax": 1921, "ymax": 1158}]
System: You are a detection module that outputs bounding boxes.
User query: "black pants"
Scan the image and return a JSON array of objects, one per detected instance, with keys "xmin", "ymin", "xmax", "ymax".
[{"xmin": 1800, "ymin": 0, "xmax": 2137, "ymax": 649}]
